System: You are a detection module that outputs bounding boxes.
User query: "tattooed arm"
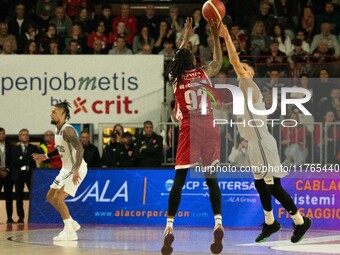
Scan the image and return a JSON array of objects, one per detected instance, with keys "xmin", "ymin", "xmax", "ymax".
[{"xmin": 63, "ymin": 126, "xmax": 84, "ymax": 185}]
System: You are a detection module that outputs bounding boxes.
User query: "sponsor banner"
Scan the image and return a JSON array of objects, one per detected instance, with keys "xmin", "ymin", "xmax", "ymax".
[
  {"xmin": 0, "ymin": 56, "xmax": 164, "ymax": 134},
  {"xmin": 29, "ymin": 169, "xmax": 340, "ymax": 230}
]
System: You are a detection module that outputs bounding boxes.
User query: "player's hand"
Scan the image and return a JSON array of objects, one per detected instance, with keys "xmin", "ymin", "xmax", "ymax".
[
  {"xmin": 182, "ymin": 17, "xmax": 197, "ymax": 41},
  {"xmin": 72, "ymin": 170, "xmax": 81, "ymax": 185},
  {"xmin": 209, "ymin": 20, "xmax": 221, "ymax": 39},
  {"xmin": 32, "ymin": 153, "xmax": 48, "ymax": 163}
]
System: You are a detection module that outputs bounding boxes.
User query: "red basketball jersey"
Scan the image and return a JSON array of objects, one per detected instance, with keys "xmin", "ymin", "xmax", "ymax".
[{"xmin": 173, "ymin": 68, "xmax": 214, "ymax": 121}]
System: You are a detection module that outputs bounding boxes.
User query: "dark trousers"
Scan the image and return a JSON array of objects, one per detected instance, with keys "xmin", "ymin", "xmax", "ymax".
[
  {"xmin": 0, "ymin": 176, "xmax": 13, "ymax": 220},
  {"xmin": 14, "ymin": 171, "xmax": 31, "ymax": 220}
]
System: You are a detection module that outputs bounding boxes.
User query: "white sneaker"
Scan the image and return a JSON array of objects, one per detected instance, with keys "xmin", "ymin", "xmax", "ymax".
[
  {"xmin": 72, "ymin": 220, "xmax": 81, "ymax": 231},
  {"xmin": 53, "ymin": 230, "xmax": 78, "ymax": 241},
  {"xmin": 57, "ymin": 220, "xmax": 81, "ymax": 236}
]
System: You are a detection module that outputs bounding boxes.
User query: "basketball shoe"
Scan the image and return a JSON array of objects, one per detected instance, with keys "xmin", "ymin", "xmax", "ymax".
[
  {"xmin": 291, "ymin": 216, "xmax": 312, "ymax": 243},
  {"xmin": 161, "ymin": 227, "xmax": 174, "ymax": 255},
  {"xmin": 255, "ymin": 219, "xmax": 281, "ymax": 242},
  {"xmin": 210, "ymin": 224, "xmax": 224, "ymax": 254}
]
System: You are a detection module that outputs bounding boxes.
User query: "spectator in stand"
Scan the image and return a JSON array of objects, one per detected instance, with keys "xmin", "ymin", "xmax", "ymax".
[
  {"xmin": 228, "ymin": 137, "xmax": 250, "ymax": 167},
  {"xmin": 247, "ymin": 20, "xmax": 271, "ymax": 62},
  {"xmin": 79, "ymin": 130, "xmax": 101, "ymax": 167},
  {"xmin": 271, "ymin": 24, "xmax": 292, "ymax": 55},
  {"xmin": 249, "ymin": 1, "xmax": 278, "ymax": 35},
  {"xmin": 289, "ymin": 39, "xmax": 310, "ymax": 77},
  {"xmin": 65, "ymin": 24, "xmax": 87, "ymax": 54},
  {"xmin": 45, "ymin": 38, "xmax": 59, "ymax": 54},
  {"xmin": 117, "ymin": 132, "xmax": 135, "ymax": 167},
  {"xmin": 11, "ymin": 128, "xmax": 38, "ymax": 223},
  {"xmin": 137, "ymin": 44, "xmax": 152, "ymax": 55},
  {"xmin": 192, "ymin": 8, "xmax": 207, "ymax": 50},
  {"xmin": 87, "ymin": 38, "xmax": 106, "ymax": 54},
  {"xmin": 133, "ymin": 121, "xmax": 163, "ymax": 167},
  {"xmin": 62, "ymin": 0, "xmax": 87, "ymax": 21},
  {"xmin": 8, "ymin": 3, "xmax": 30, "ymax": 54},
  {"xmin": 261, "ymin": 39, "xmax": 288, "ymax": 75},
  {"xmin": 63, "ymin": 39, "xmax": 81, "ymax": 54},
  {"xmin": 137, "ymin": 4, "xmax": 159, "ymax": 39},
  {"xmin": 228, "ymin": 0, "xmax": 257, "ymax": 30},
  {"xmin": 310, "ymin": 39, "xmax": 338, "ymax": 63},
  {"xmin": 109, "ymin": 20, "xmax": 133, "ymax": 49},
  {"xmin": 281, "ymin": 112, "xmax": 309, "ymax": 165},
  {"xmin": 293, "ymin": 31, "xmax": 310, "ymax": 53},
  {"xmin": 101, "ymin": 132, "xmax": 119, "ymax": 168},
  {"xmin": 40, "ymin": 24, "xmax": 58, "ymax": 53},
  {"xmin": 316, "ymin": 1, "xmax": 340, "ymax": 35},
  {"xmin": 165, "ymin": 5, "xmax": 184, "ymax": 38},
  {"xmin": 22, "ymin": 22, "xmax": 40, "ymax": 51},
  {"xmin": 38, "ymin": 130, "xmax": 62, "ymax": 168},
  {"xmin": 0, "ymin": 127, "xmax": 14, "ymax": 224},
  {"xmin": 112, "ymin": 3, "xmax": 137, "ymax": 47},
  {"xmin": 108, "ymin": 35, "xmax": 132, "ymax": 55},
  {"xmin": 230, "ymin": 23, "xmax": 247, "ymax": 53},
  {"xmin": 299, "ymin": 6, "xmax": 315, "ymax": 43},
  {"xmin": 35, "ymin": 0, "xmax": 58, "ymax": 32},
  {"xmin": 87, "ymin": 21, "xmax": 109, "ymax": 52},
  {"xmin": 272, "ymin": 0, "xmax": 299, "ymax": 37},
  {"xmin": 0, "ymin": 21, "xmax": 17, "ymax": 53},
  {"xmin": 1, "ymin": 39, "xmax": 16, "ymax": 54},
  {"xmin": 95, "ymin": 3, "xmax": 113, "ymax": 36},
  {"xmin": 314, "ymin": 110, "xmax": 340, "ymax": 164},
  {"xmin": 74, "ymin": 7, "xmax": 94, "ymax": 37},
  {"xmin": 132, "ymin": 25, "xmax": 154, "ymax": 54},
  {"xmin": 23, "ymin": 39, "xmax": 40, "ymax": 54},
  {"xmin": 199, "ymin": 35, "xmax": 214, "ymax": 65},
  {"xmin": 49, "ymin": 6, "xmax": 72, "ymax": 51},
  {"xmin": 319, "ymin": 87, "xmax": 340, "ymax": 121},
  {"xmin": 262, "ymin": 68, "xmax": 286, "ymax": 103},
  {"xmin": 158, "ymin": 37, "xmax": 175, "ymax": 61},
  {"xmin": 153, "ymin": 20, "xmax": 175, "ymax": 54},
  {"xmin": 290, "ymin": 73, "xmax": 314, "ymax": 115},
  {"xmin": 310, "ymin": 22, "xmax": 339, "ymax": 56}
]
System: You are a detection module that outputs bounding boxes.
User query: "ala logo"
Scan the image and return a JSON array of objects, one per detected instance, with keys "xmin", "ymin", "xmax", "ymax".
[{"xmin": 66, "ymin": 180, "xmax": 128, "ymax": 202}]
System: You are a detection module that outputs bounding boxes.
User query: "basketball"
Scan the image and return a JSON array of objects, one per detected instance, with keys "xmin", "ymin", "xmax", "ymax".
[{"xmin": 202, "ymin": 0, "xmax": 226, "ymax": 22}]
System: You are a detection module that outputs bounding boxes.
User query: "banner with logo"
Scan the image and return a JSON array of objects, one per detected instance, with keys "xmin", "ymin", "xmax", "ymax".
[
  {"xmin": 0, "ymin": 56, "xmax": 164, "ymax": 134},
  {"xmin": 29, "ymin": 168, "xmax": 340, "ymax": 230}
]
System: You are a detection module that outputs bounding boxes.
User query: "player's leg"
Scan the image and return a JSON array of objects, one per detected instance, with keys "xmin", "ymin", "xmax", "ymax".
[
  {"xmin": 254, "ymin": 178, "xmax": 281, "ymax": 242},
  {"xmin": 205, "ymin": 172, "xmax": 223, "ymax": 254},
  {"xmin": 46, "ymin": 187, "xmax": 78, "ymax": 241},
  {"xmin": 161, "ymin": 168, "xmax": 189, "ymax": 255},
  {"xmin": 266, "ymin": 178, "xmax": 312, "ymax": 243}
]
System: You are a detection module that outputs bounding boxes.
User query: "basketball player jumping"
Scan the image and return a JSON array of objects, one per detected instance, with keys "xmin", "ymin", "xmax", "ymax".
[
  {"xmin": 161, "ymin": 18, "xmax": 224, "ymax": 255},
  {"xmin": 33, "ymin": 101, "xmax": 87, "ymax": 241},
  {"xmin": 219, "ymin": 24, "xmax": 312, "ymax": 243}
]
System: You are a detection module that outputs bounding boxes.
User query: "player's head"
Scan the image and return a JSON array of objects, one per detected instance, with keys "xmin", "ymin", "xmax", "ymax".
[
  {"xmin": 168, "ymin": 48, "xmax": 195, "ymax": 84},
  {"xmin": 51, "ymin": 100, "xmax": 71, "ymax": 125},
  {"xmin": 241, "ymin": 60, "xmax": 255, "ymax": 78}
]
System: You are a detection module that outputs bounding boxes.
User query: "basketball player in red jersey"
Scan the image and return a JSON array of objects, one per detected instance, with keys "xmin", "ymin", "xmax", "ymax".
[{"xmin": 161, "ymin": 18, "xmax": 224, "ymax": 255}]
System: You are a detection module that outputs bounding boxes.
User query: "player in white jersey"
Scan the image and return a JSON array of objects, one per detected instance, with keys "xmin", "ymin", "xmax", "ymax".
[
  {"xmin": 219, "ymin": 25, "xmax": 311, "ymax": 243},
  {"xmin": 33, "ymin": 101, "xmax": 87, "ymax": 241}
]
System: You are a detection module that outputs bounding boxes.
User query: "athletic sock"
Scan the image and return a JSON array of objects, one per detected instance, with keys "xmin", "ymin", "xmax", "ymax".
[
  {"xmin": 214, "ymin": 214, "xmax": 222, "ymax": 227},
  {"xmin": 166, "ymin": 217, "xmax": 174, "ymax": 229},
  {"xmin": 291, "ymin": 211, "xmax": 304, "ymax": 225},
  {"xmin": 63, "ymin": 218, "xmax": 73, "ymax": 231},
  {"xmin": 264, "ymin": 210, "xmax": 275, "ymax": 225}
]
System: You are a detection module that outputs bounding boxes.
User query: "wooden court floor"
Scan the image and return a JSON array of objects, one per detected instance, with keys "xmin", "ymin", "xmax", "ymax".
[{"xmin": 1, "ymin": 223, "xmax": 340, "ymax": 255}]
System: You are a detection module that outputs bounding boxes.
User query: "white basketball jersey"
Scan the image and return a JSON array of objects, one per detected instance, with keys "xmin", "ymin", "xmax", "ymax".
[
  {"xmin": 236, "ymin": 83, "xmax": 273, "ymax": 142},
  {"xmin": 55, "ymin": 123, "xmax": 86, "ymax": 171}
]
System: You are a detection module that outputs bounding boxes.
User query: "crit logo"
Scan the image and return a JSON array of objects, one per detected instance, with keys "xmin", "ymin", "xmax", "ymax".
[{"xmin": 73, "ymin": 97, "xmax": 88, "ymax": 114}]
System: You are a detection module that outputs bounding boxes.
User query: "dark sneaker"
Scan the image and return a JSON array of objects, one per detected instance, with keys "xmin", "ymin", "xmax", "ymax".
[
  {"xmin": 210, "ymin": 224, "xmax": 224, "ymax": 254},
  {"xmin": 255, "ymin": 220, "xmax": 281, "ymax": 242},
  {"xmin": 291, "ymin": 217, "xmax": 312, "ymax": 243},
  {"xmin": 161, "ymin": 227, "xmax": 174, "ymax": 255}
]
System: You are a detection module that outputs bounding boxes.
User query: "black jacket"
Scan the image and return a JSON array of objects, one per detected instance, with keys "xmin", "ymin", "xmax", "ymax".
[
  {"xmin": 133, "ymin": 133, "xmax": 163, "ymax": 167},
  {"xmin": 11, "ymin": 143, "xmax": 38, "ymax": 181},
  {"xmin": 83, "ymin": 143, "xmax": 101, "ymax": 167}
]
